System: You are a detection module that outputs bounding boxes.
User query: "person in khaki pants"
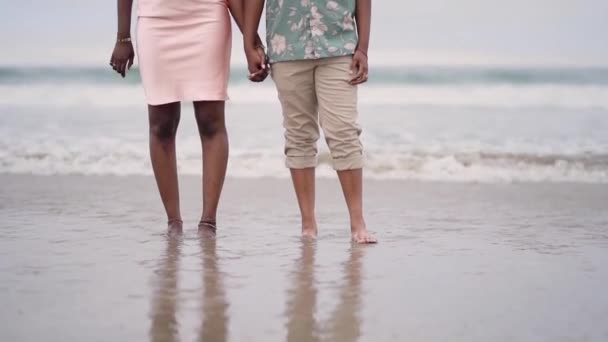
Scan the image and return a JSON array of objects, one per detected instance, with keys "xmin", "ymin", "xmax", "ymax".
[{"xmin": 244, "ymin": 0, "xmax": 377, "ymax": 244}]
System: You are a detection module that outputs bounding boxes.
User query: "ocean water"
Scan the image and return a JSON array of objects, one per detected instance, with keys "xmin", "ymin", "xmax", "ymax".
[{"xmin": 1, "ymin": 66, "xmax": 608, "ymax": 182}]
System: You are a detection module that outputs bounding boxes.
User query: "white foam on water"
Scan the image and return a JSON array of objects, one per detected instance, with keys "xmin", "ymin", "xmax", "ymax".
[
  {"xmin": 2, "ymin": 70, "xmax": 608, "ymax": 183},
  {"xmin": 2, "ymin": 83, "xmax": 608, "ymax": 109},
  {"xmin": 2, "ymin": 134, "xmax": 607, "ymax": 182}
]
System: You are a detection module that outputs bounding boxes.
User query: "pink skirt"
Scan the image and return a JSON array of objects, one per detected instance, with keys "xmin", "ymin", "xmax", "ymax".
[{"xmin": 136, "ymin": 1, "xmax": 232, "ymax": 105}]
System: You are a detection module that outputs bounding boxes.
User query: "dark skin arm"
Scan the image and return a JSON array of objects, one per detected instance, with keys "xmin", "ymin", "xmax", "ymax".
[
  {"xmin": 228, "ymin": 0, "xmax": 268, "ymax": 82},
  {"xmin": 110, "ymin": 0, "xmax": 135, "ymax": 78},
  {"xmin": 243, "ymin": 0, "xmax": 268, "ymax": 82},
  {"xmin": 110, "ymin": 0, "xmax": 264, "ymax": 80},
  {"xmin": 244, "ymin": 0, "xmax": 369, "ymax": 84},
  {"xmin": 350, "ymin": 0, "xmax": 371, "ymax": 85}
]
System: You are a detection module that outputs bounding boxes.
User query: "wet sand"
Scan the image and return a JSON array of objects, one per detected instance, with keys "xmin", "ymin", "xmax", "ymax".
[{"xmin": 1, "ymin": 175, "xmax": 608, "ymax": 341}]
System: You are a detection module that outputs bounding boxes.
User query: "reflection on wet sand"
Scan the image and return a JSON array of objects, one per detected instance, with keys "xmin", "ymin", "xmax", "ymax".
[
  {"xmin": 148, "ymin": 234, "xmax": 364, "ymax": 342},
  {"xmin": 327, "ymin": 246, "xmax": 364, "ymax": 342},
  {"xmin": 286, "ymin": 241, "xmax": 320, "ymax": 342},
  {"xmin": 285, "ymin": 242, "xmax": 365, "ymax": 342},
  {"xmin": 197, "ymin": 235, "xmax": 229, "ymax": 342},
  {"xmin": 149, "ymin": 233, "xmax": 182, "ymax": 342},
  {"xmin": 149, "ymin": 232, "xmax": 229, "ymax": 342}
]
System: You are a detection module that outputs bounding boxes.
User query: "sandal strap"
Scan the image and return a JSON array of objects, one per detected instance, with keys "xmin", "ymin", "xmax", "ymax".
[{"xmin": 199, "ymin": 220, "xmax": 217, "ymax": 230}]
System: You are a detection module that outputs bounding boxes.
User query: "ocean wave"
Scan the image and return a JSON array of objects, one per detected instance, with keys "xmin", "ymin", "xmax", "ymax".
[
  {"xmin": 2, "ymin": 83, "xmax": 608, "ymax": 109},
  {"xmin": 361, "ymin": 150, "xmax": 608, "ymax": 182},
  {"xmin": 2, "ymin": 66, "xmax": 608, "ymax": 86},
  {"xmin": 1, "ymin": 142, "xmax": 606, "ymax": 183}
]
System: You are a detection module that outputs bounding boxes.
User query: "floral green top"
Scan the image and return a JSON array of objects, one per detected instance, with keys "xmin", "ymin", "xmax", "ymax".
[{"xmin": 266, "ymin": 0, "xmax": 358, "ymax": 63}]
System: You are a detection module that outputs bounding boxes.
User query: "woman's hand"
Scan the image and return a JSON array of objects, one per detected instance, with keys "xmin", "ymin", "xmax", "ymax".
[{"xmin": 110, "ymin": 41, "xmax": 135, "ymax": 78}]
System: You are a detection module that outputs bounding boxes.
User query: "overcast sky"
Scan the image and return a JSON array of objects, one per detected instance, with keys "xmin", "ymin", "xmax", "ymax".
[{"xmin": 1, "ymin": 0, "xmax": 607, "ymax": 66}]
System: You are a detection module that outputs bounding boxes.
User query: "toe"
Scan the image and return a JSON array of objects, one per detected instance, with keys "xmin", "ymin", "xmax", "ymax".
[{"xmin": 352, "ymin": 231, "xmax": 377, "ymax": 244}]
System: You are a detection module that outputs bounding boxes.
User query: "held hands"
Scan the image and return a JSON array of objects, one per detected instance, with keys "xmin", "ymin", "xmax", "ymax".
[
  {"xmin": 349, "ymin": 49, "xmax": 369, "ymax": 85},
  {"xmin": 246, "ymin": 46, "xmax": 270, "ymax": 82},
  {"xmin": 110, "ymin": 40, "xmax": 135, "ymax": 78}
]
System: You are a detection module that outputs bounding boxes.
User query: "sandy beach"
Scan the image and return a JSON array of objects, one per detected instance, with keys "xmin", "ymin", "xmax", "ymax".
[
  {"xmin": 1, "ymin": 174, "xmax": 607, "ymax": 341},
  {"xmin": 3, "ymin": 1, "xmax": 608, "ymax": 340}
]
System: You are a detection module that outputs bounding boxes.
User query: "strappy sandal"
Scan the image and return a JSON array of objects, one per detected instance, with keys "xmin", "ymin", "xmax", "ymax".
[{"xmin": 198, "ymin": 220, "xmax": 217, "ymax": 234}]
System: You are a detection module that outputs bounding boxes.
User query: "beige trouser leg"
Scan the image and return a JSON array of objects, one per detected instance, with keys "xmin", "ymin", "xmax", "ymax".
[
  {"xmin": 271, "ymin": 60, "xmax": 319, "ymax": 169},
  {"xmin": 315, "ymin": 56, "xmax": 363, "ymax": 170},
  {"xmin": 272, "ymin": 56, "xmax": 363, "ymax": 170}
]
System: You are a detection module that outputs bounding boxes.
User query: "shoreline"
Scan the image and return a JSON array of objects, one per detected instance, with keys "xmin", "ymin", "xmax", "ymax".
[
  {"xmin": 3, "ymin": 172, "xmax": 608, "ymax": 184},
  {"xmin": 2, "ymin": 173, "xmax": 608, "ymax": 341}
]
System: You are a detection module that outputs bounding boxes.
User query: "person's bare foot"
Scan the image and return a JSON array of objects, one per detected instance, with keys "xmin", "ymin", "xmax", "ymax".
[
  {"xmin": 167, "ymin": 219, "xmax": 183, "ymax": 237},
  {"xmin": 301, "ymin": 220, "xmax": 318, "ymax": 240},
  {"xmin": 198, "ymin": 219, "xmax": 217, "ymax": 238},
  {"xmin": 351, "ymin": 221, "xmax": 377, "ymax": 244}
]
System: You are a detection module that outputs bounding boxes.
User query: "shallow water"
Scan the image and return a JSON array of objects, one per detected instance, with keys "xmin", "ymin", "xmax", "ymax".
[
  {"xmin": 1, "ymin": 175, "xmax": 608, "ymax": 341},
  {"xmin": 3, "ymin": 66, "xmax": 608, "ymax": 182}
]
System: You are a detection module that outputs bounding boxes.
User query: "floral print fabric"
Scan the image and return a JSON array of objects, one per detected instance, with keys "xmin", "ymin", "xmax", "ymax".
[{"xmin": 266, "ymin": 0, "xmax": 358, "ymax": 63}]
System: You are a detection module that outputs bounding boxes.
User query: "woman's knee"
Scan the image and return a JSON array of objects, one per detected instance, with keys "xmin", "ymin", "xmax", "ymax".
[
  {"xmin": 195, "ymin": 102, "xmax": 226, "ymax": 137},
  {"xmin": 150, "ymin": 120, "xmax": 178, "ymax": 141},
  {"xmin": 148, "ymin": 104, "xmax": 180, "ymax": 141}
]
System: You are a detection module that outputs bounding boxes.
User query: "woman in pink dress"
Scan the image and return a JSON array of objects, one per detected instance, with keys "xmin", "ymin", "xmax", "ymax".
[{"xmin": 110, "ymin": 0, "xmax": 267, "ymax": 233}]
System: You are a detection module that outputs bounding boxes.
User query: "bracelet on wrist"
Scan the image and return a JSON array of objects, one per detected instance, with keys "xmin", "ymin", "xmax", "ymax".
[{"xmin": 117, "ymin": 37, "xmax": 132, "ymax": 44}]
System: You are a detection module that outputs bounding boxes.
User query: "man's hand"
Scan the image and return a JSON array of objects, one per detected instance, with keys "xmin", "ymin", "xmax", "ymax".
[
  {"xmin": 110, "ymin": 41, "xmax": 135, "ymax": 78},
  {"xmin": 246, "ymin": 46, "xmax": 269, "ymax": 82},
  {"xmin": 349, "ymin": 50, "xmax": 368, "ymax": 85}
]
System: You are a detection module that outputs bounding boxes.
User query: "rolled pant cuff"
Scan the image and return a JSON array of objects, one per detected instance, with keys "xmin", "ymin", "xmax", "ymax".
[
  {"xmin": 286, "ymin": 155, "xmax": 318, "ymax": 169},
  {"xmin": 332, "ymin": 153, "xmax": 364, "ymax": 171}
]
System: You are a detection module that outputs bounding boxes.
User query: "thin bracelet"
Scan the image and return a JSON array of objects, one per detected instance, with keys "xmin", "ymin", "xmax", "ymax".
[
  {"xmin": 117, "ymin": 37, "xmax": 132, "ymax": 44},
  {"xmin": 356, "ymin": 48, "xmax": 368, "ymax": 57}
]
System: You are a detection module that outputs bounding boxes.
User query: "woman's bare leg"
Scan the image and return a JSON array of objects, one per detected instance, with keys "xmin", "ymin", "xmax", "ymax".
[
  {"xmin": 193, "ymin": 101, "xmax": 229, "ymax": 230},
  {"xmin": 148, "ymin": 102, "xmax": 182, "ymax": 230}
]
